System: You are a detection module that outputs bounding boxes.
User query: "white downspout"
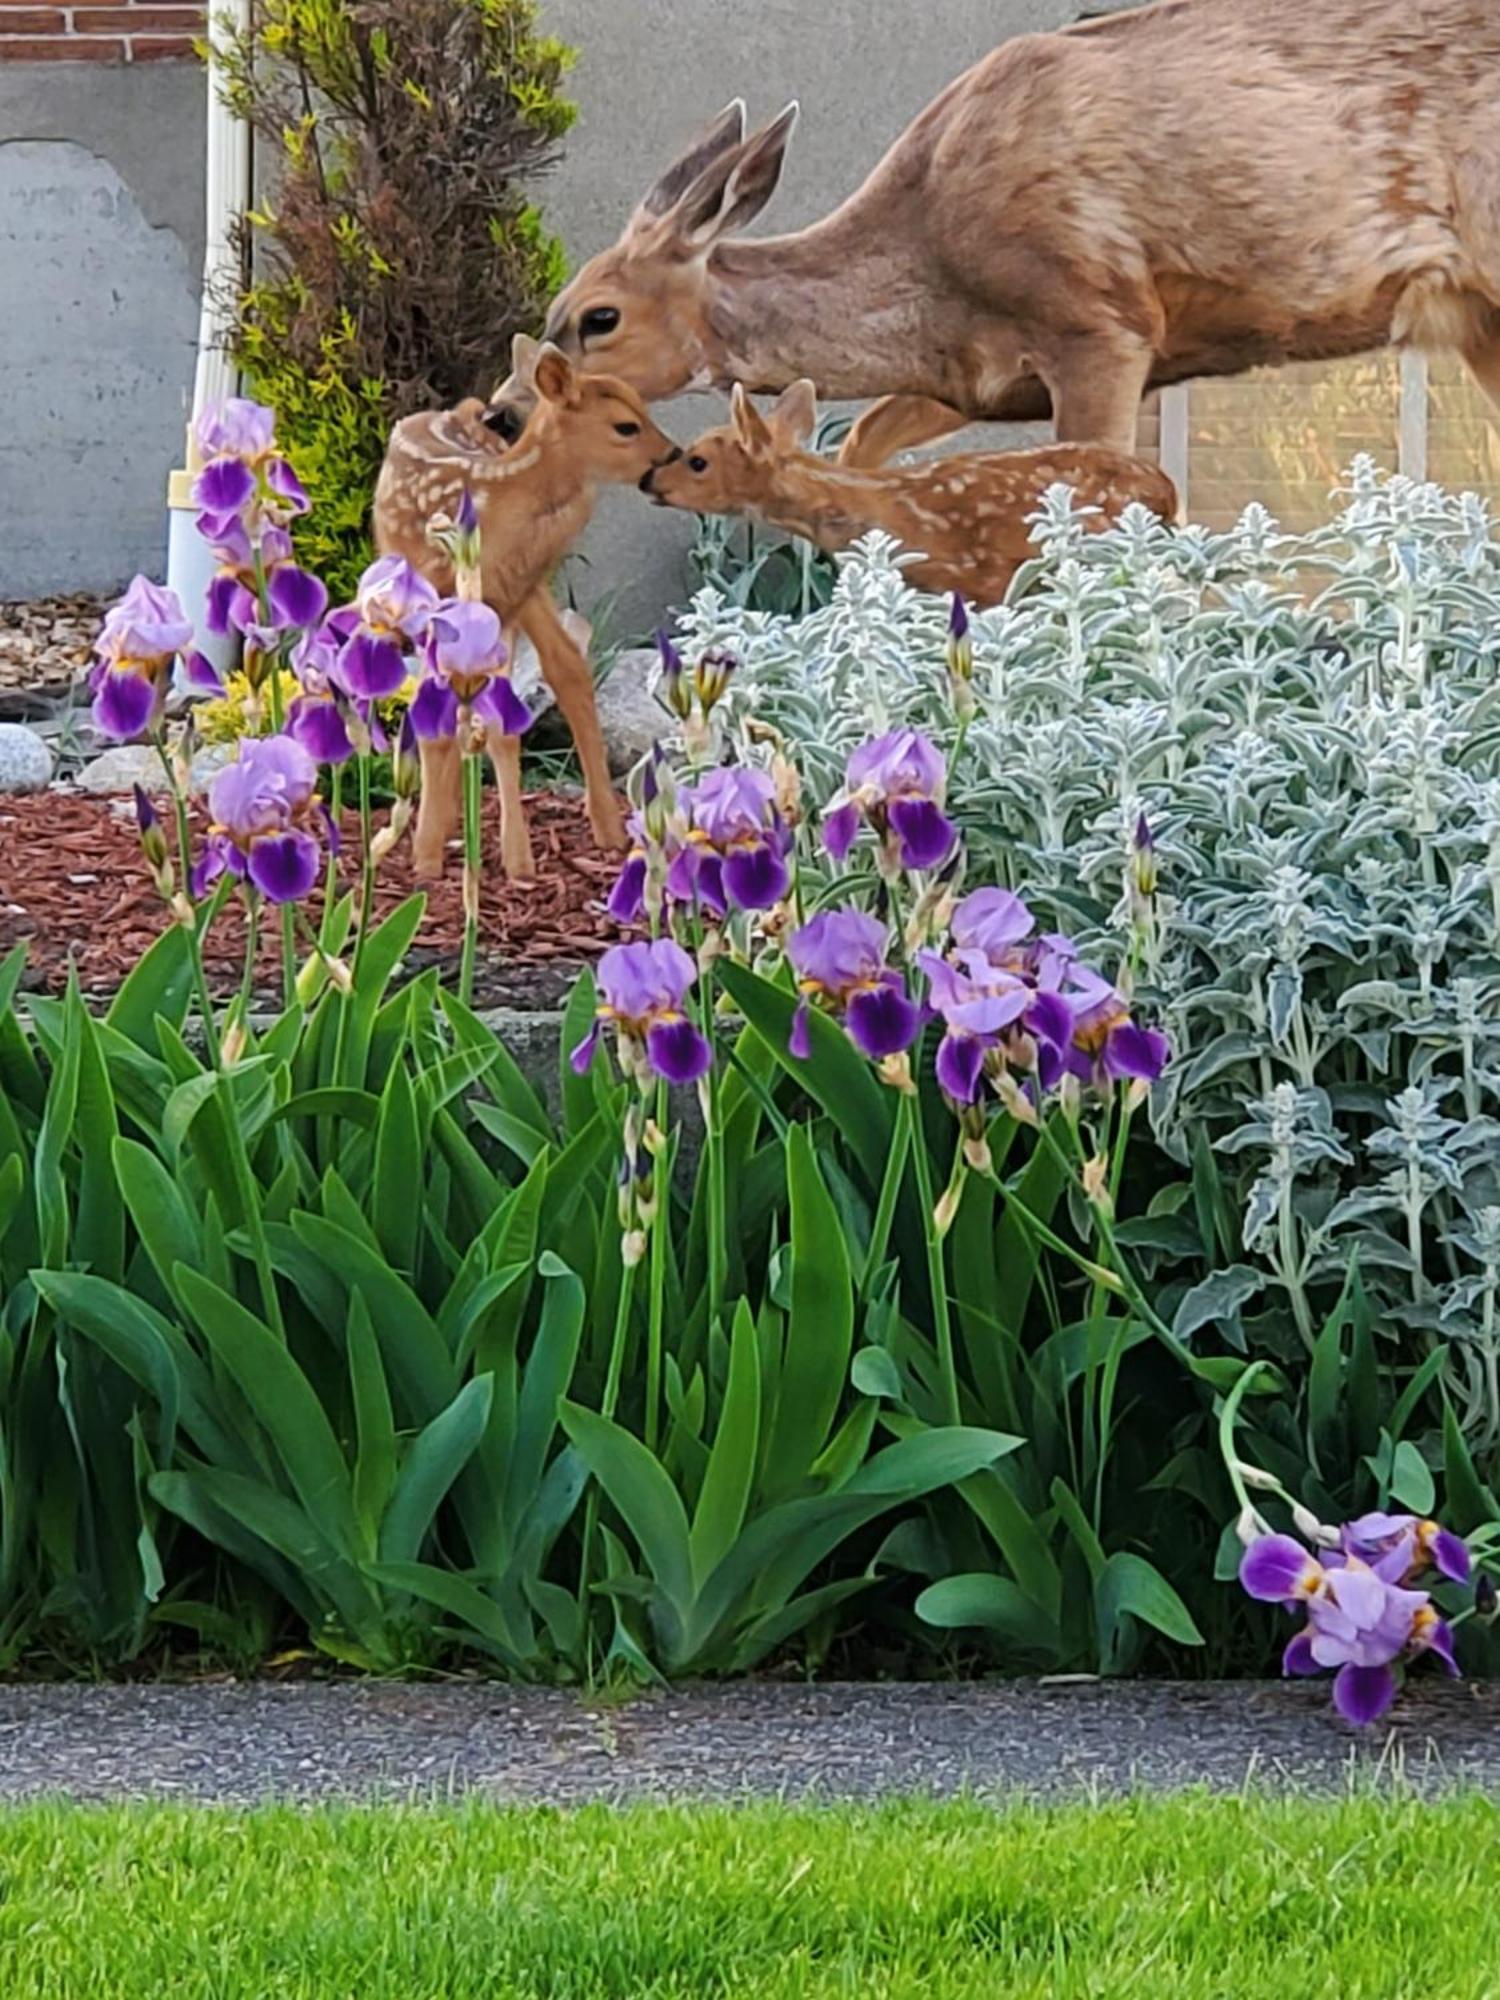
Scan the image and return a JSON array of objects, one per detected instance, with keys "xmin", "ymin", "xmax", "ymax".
[{"xmin": 165, "ymin": 0, "xmax": 251, "ymax": 675}]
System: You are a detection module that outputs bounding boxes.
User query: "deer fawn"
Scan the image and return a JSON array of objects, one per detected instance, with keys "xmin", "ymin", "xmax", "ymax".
[
  {"xmin": 374, "ymin": 340, "xmax": 679, "ymax": 881},
  {"xmin": 643, "ymin": 382, "xmax": 1177, "ymax": 608},
  {"xmin": 487, "ymin": 0, "xmax": 1500, "ymax": 456}
]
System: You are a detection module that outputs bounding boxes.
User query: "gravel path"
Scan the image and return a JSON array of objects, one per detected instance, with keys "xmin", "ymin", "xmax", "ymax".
[{"xmin": 0, "ymin": 1680, "xmax": 1496, "ymax": 1805}]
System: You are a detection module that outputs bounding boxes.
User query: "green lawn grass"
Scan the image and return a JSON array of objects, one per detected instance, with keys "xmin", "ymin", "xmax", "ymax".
[{"xmin": 1, "ymin": 1792, "xmax": 1493, "ymax": 1997}]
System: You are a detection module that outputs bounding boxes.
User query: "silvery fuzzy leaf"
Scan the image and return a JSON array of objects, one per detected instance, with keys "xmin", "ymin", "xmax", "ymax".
[
  {"xmin": 1242, "ymin": 1176, "xmax": 1281, "ymax": 1249},
  {"xmin": 1337, "ymin": 981, "xmax": 1411, "ymax": 1017},
  {"xmin": 1171, "ymin": 1264, "xmax": 1266, "ymax": 1343},
  {"xmin": 1267, "ymin": 966, "xmax": 1303, "ymax": 1044}
]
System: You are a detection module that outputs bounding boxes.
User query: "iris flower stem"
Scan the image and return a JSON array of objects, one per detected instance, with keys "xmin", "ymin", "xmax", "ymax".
[
  {"xmin": 694, "ymin": 932, "xmax": 727, "ymax": 1333},
  {"xmin": 646, "ymin": 1077, "xmax": 669, "ymax": 1454},
  {"xmin": 906, "ymin": 1092, "xmax": 961, "ymax": 1425},
  {"xmin": 321, "ymin": 762, "xmax": 343, "ymax": 944},
  {"xmin": 459, "ymin": 746, "xmax": 483, "ymax": 1008},
  {"xmin": 579, "ymin": 1254, "xmax": 640, "ymax": 1683},
  {"xmin": 860, "ymin": 1103, "xmax": 913, "ymax": 1299},
  {"xmin": 152, "ymin": 735, "xmax": 220, "ymax": 1072},
  {"xmin": 227, "ymin": 888, "xmax": 285, "ymax": 1338}
]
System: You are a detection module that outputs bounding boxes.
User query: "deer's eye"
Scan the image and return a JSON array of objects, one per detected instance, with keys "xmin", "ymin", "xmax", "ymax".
[
  {"xmin": 580, "ymin": 306, "xmax": 621, "ymax": 342},
  {"xmin": 613, "ymin": 421, "xmax": 641, "ymax": 438},
  {"xmin": 689, "ymin": 455, "xmax": 709, "ymax": 474}
]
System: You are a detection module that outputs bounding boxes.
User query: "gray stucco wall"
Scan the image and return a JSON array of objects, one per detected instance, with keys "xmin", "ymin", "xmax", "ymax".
[
  {"xmin": 0, "ymin": 4, "xmax": 1075, "ymax": 614},
  {"xmin": 0, "ymin": 66, "xmax": 205, "ymax": 599}
]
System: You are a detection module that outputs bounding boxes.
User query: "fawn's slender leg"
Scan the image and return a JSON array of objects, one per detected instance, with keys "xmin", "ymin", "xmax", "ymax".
[
  {"xmin": 412, "ymin": 735, "xmax": 461, "ymax": 880},
  {"xmin": 1041, "ymin": 334, "xmax": 1154, "ymax": 451},
  {"xmin": 838, "ymin": 394, "xmax": 970, "ymax": 469},
  {"xmin": 485, "ymin": 723, "xmax": 535, "ymax": 880},
  {"xmin": 515, "ymin": 592, "xmax": 626, "ymax": 851}
]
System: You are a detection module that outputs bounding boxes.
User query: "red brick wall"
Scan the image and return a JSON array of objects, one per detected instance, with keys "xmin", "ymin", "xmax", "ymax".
[{"xmin": 0, "ymin": 0, "xmax": 201, "ymax": 61}]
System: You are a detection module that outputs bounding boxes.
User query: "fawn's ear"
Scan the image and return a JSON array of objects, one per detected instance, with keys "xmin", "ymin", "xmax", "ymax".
[
  {"xmin": 769, "ymin": 380, "xmax": 817, "ymax": 451},
  {"xmin": 730, "ymin": 383, "xmax": 773, "ymax": 458},
  {"xmin": 533, "ymin": 343, "xmax": 580, "ymax": 408},
  {"xmin": 509, "ymin": 332, "xmax": 541, "ymax": 386}
]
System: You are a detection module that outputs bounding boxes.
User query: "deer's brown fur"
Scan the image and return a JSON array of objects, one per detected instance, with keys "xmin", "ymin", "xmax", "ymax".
[
  {"xmin": 644, "ymin": 383, "xmax": 1177, "ymax": 607},
  {"xmin": 489, "ymin": 0, "xmax": 1500, "ymax": 452},
  {"xmin": 373, "ymin": 341, "xmax": 679, "ymax": 879}
]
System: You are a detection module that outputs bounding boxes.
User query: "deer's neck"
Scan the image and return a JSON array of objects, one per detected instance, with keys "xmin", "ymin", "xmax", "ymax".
[{"xmin": 704, "ymin": 212, "xmax": 949, "ymax": 402}]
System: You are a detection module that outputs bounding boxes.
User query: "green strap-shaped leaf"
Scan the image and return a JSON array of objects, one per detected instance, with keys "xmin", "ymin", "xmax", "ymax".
[
  {"xmin": 559, "ymin": 1400, "xmax": 694, "ymax": 1616},
  {"xmin": 763, "ymin": 1127, "xmax": 854, "ymax": 1497},
  {"xmin": 690, "ymin": 1299, "xmax": 762, "ymax": 1590},
  {"xmin": 1094, "ymin": 1550, "xmax": 1204, "ymax": 1673},
  {"xmin": 505, "ymin": 1256, "xmax": 584, "ymax": 1534},
  {"xmin": 372, "ymin": 1061, "xmax": 421, "ymax": 1274},
  {"xmin": 379, "ymin": 1375, "xmax": 494, "ymax": 1565},
  {"xmin": 104, "ymin": 923, "xmax": 194, "ymax": 1052},
  {"xmin": 348, "ymin": 1293, "xmax": 396, "ymax": 1550}
]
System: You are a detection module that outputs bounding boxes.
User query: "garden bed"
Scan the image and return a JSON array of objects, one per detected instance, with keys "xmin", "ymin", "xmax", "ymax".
[{"xmin": 0, "ymin": 787, "xmax": 621, "ymax": 1010}]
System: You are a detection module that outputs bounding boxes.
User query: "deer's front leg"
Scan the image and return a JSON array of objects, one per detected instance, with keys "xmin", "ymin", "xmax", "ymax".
[
  {"xmin": 516, "ymin": 592, "xmax": 626, "ymax": 853},
  {"xmin": 1040, "ymin": 334, "xmax": 1155, "ymax": 452},
  {"xmin": 413, "ymin": 734, "xmax": 461, "ymax": 880},
  {"xmin": 485, "ymin": 724, "xmax": 535, "ymax": 881}
]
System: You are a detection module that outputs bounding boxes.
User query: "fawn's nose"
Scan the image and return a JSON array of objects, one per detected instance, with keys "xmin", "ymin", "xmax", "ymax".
[
  {"xmin": 482, "ymin": 402, "xmax": 525, "ymax": 444},
  {"xmin": 639, "ymin": 446, "xmax": 682, "ymax": 493}
]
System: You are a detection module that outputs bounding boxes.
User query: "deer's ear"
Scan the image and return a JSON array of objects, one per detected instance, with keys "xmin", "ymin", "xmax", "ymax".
[
  {"xmin": 730, "ymin": 384, "xmax": 773, "ymax": 457},
  {"xmin": 630, "ymin": 101, "xmax": 747, "ymax": 228},
  {"xmin": 770, "ymin": 380, "xmax": 818, "ymax": 451},
  {"xmin": 533, "ymin": 343, "xmax": 580, "ymax": 408},
  {"xmin": 509, "ymin": 331, "xmax": 541, "ymax": 386},
  {"xmin": 657, "ymin": 102, "xmax": 799, "ymax": 254}
]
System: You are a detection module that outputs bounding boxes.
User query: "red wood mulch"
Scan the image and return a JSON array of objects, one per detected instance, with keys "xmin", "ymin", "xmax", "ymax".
[{"xmin": 1, "ymin": 788, "xmax": 623, "ymax": 1012}]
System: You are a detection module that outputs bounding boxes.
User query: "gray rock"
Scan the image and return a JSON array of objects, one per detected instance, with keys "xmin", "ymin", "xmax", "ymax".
[
  {"xmin": 594, "ymin": 649, "xmax": 670, "ymax": 775},
  {"xmin": 74, "ymin": 741, "xmax": 233, "ymax": 796},
  {"xmin": 0, "ymin": 724, "xmax": 54, "ymax": 792}
]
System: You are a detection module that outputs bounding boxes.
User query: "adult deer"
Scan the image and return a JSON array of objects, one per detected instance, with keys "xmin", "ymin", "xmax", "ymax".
[
  {"xmin": 644, "ymin": 382, "xmax": 1178, "ymax": 607},
  {"xmin": 487, "ymin": 0, "xmax": 1500, "ymax": 455},
  {"xmin": 375, "ymin": 341, "xmax": 679, "ymax": 879}
]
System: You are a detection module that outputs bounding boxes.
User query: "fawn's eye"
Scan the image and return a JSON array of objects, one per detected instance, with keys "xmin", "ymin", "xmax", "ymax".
[
  {"xmin": 580, "ymin": 306, "xmax": 621, "ymax": 342},
  {"xmin": 689, "ymin": 454, "xmax": 709, "ymax": 474},
  {"xmin": 613, "ymin": 421, "xmax": 641, "ymax": 437}
]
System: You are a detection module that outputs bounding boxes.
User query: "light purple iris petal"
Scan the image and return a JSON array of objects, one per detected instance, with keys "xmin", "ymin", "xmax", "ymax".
[
  {"xmin": 847, "ymin": 729, "xmax": 945, "ymax": 801},
  {"xmin": 951, "ymin": 887, "xmax": 1035, "ymax": 958},
  {"xmin": 192, "ymin": 457, "xmax": 257, "ymax": 516},
  {"xmin": 265, "ymin": 457, "xmax": 310, "ymax": 514},
  {"xmin": 1104, "ymin": 1021, "xmax": 1171, "ymax": 1082},
  {"xmin": 607, "ymin": 855, "xmax": 647, "ymax": 925},
  {"xmin": 691, "ymin": 767, "xmax": 777, "ymax": 845},
  {"xmin": 786, "ymin": 909, "xmax": 890, "ymax": 995},
  {"xmin": 570, "ymin": 1022, "xmax": 602, "ymax": 1075},
  {"xmin": 645, "ymin": 1017, "xmax": 713, "ymax": 1084},
  {"xmin": 354, "ymin": 555, "xmax": 440, "ymax": 639},
  {"xmin": 888, "ymin": 796, "xmax": 958, "ymax": 872},
  {"xmin": 1239, "ymin": 1534, "xmax": 1322, "ymax": 1605},
  {"xmin": 936, "ymin": 1031, "xmax": 986, "ymax": 1104},
  {"xmin": 721, "ymin": 842, "xmax": 788, "ymax": 911},
  {"xmin": 1283, "ymin": 1628, "xmax": 1320, "ymax": 1677},
  {"xmin": 341, "ymin": 630, "xmax": 410, "ymax": 701},
  {"xmin": 181, "ymin": 650, "xmax": 224, "ymax": 694},
  {"xmin": 822, "ymin": 800, "xmax": 860, "ymax": 863},
  {"xmin": 246, "ymin": 829, "xmax": 322, "ymax": 904},
  {"xmin": 208, "ymin": 734, "xmax": 318, "ymax": 841},
  {"xmin": 287, "ymin": 696, "xmax": 354, "ymax": 766},
  {"xmin": 473, "ymin": 676, "xmax": 533, "ymax": 737},
  {"xmin": 268, "ymin": 564, "xmax": 329, "ymax": 632},
  {"xmin": 428, "ymin": 600, "xmax": 506, "ymax": 679},
  {"xmin": 789, "ymin": 1000, "xmax": 813, "ymax": 1061},
  {"xmin": 195, "ymin": 398, "xmax": 276, "ymax": 462},
  {"xmin": 98, "ymin": 576, "xmax": 195, "ymax": 660},
  {"xmin": 845, "ymin": 982, "xmax": 921, "ymax": 1060},
  {"xmin": 92, "ymin": 669, "xmax": 159, "ymax": 742},
  {"xmin": 597, "ymin": 938, "xmax": 697, "ymax": 1021},
  {"xmin": 408, "ymin": 677, "xmax": 459, "ymax": 741},
  {"xmin": 1332, "ymin": 1662, "xmax": 1398, "ymax": 1727}
]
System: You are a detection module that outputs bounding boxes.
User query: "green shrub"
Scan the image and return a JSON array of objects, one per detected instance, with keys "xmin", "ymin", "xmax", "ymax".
[{"xmin": 216, "ymin": 0, "xmax": 574, "ymax": 600}]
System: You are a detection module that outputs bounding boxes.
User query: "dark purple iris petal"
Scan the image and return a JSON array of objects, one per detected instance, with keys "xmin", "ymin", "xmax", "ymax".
[
  {"xmin": 287, "ymin": 696, "xmax": 354, "ymax": 766},
  {"xmin": 192, "ymin": 458, "xmax": 256, "ymax": 515},
  {"xmin": 936, "ymin": 1031, "xmax": 986, "ymax": 1104},
  {"xmin": 180, "ymin": 650, "xmax": 224, "ymax": 693},
  {"xmin": 408, "ymin": 677, "xmax": 459, "ymax": 741},
  {"xmin": 1420, "ymin": 1617, "xmax": 1460, "ymax": 1676},
  {"xmin": 269, "ymin": 564, "xmax": 329, "ymax": 632},
  {"xmin": 645, "ymin": 1016, "xmax": 712, "ymax": 1084},
  {"xmin": 1283, "ymin": 1629, "xmax": 1320, "ymax": 1677},
  {"xmin": 190, "ymin": 833, "xmax": 241, "ymax": 899},
  {"xmin": 266, "ymin": 456, "xmax": 311, "ymax": 513},
  {"xmin": 789, "ymin": 999, "xmax": 813, "ymax": 1061},
  {"xmin": 92, "ymin": 668, "xmax": 158, "ymax": 743},
  {"xmin": 1432, "ymin": 1530, "xmax": 1471, "ymax": 1585},
  {"xmin": 246, "ymin": 829, "xmax": 322, "ymax": 903},
  {"xmin": 341, "ymin": 630, "xmax": 409, "ymax": 700},
  {"xmin": 888, "ymin": 796, "xmax": 958, "ymax": 872},
  {"xmin": 846, "ymin": 983, "xmax": 921, "ymax": 1060},
  {"xmin": 570, "ymin": 1022, "xmax": 602, "ymax": 1075},
  {"xmin": 205, "ymin": 574, "xmax": 251, "ymax": 637},
  {"xmin": 607, "ymin": 855, "xmax": 648, "ymax": 925},
  {"xmin": 473, "ymin": 676, "xmax": 533, "ymax": 737},
  {"xmin": 694, "ymin": 853, "xmax": 728, "ymax": 918},
  {"xmin": 1332, "ymin": 1662, "xmax": 1398, "ymax": 1727},
  {"xmin": 1239, "ymin": 1534, "xmax": 1320, "ymax": 1604},
  {"xmin": 723, "ymin": 841, "xmax": 788, "ymax": 911},
  {"xmin": 1104, "ymin": 1021, "xmax": 1170, "ymax": 1082},
  {"xmin": 1026, "ymin": 990, "xmax": 1075, "ymax": 1056}
]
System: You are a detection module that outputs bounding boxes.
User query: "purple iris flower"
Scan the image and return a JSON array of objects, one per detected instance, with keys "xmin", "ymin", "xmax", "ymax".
[
  {"xmin": 90, "ymin": 576, "xmax": 196, "ymax": 741},
  {"xmin": 1340, "ymin": 1512, "xmax": 1472, "ymax": 1588},
  {"xmin": 786, "ymin": 909, "xmax": 920, "ymax": 1063},
  {"xmin": 917, "ymin": 947, "xmax": 1031, "ymax": 1103},
  {"xmin": 409, "ymin": 601, "xmax": 531, "ymax": 741},
  {"xmin": 950, "ymin": 887, "xmax": 1036, "ymax": 961},
  {"xmin": 192, "ymin": 399, "xmax": 308, "ymax": 524},
  {"xmin": 195, "ymin": 398, "xmax": 277, "ymax": 463},
  {"xmin": 664, "ymin": 767, "xmax": 791, "ymax": 916},
  {"xmin": 192, "ymin": 734, "xmax": 327, "ymax": 904},
  {"xmin": 1035, "ymin": 964, "xmax": 1171, "ymax": 1092},
  {"xmin": 1239, "ymin": 1532, "xmax": 1331, "ymax": 1607},
  {"xmin": 823, "ymin": 730, "xmax": 958, "ymax": 874},
  {"xmin": 338, "ymin": 557, "xmax": 440, "ymax": 700},
  {"xmin": 284, "ymin": 620, "xmax": 356, "ymax": 765},
  {"xmin": 570, "ymin": 938, "xmax": 712, "ymax": 1086}
]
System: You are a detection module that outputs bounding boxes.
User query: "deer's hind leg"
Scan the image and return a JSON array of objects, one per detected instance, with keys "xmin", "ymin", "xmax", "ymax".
[
  {"xmin": 515, "ymin": 591, "xmax": 626, "ymax": 853},
  {"xmin": 485, "ymin": 724, "xmax": 535, "ymax": 881}
]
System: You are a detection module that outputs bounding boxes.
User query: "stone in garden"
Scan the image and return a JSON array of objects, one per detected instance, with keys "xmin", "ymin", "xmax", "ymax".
[
  {"xmin": 0, "ymin": 723, "xmax": 54, "ymax": 792},
  {"xmin": 527, "ymin": 643, "xmax": 665, "ymax": 776},
  {"xmin": 75, "ymin": 742, "xmax": 233, "ymax": 796}
]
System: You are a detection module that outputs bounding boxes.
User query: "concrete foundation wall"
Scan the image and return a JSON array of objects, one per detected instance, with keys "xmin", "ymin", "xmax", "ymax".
[{"xmin": 0, "ymin": 5, "xmax": 1075, "ymax": 612}]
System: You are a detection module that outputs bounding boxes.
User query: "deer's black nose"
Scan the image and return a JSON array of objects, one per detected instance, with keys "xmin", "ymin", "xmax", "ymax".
[{"xmin": 483, "ymin": 403, "xmax": 525, "ymax": 444}]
